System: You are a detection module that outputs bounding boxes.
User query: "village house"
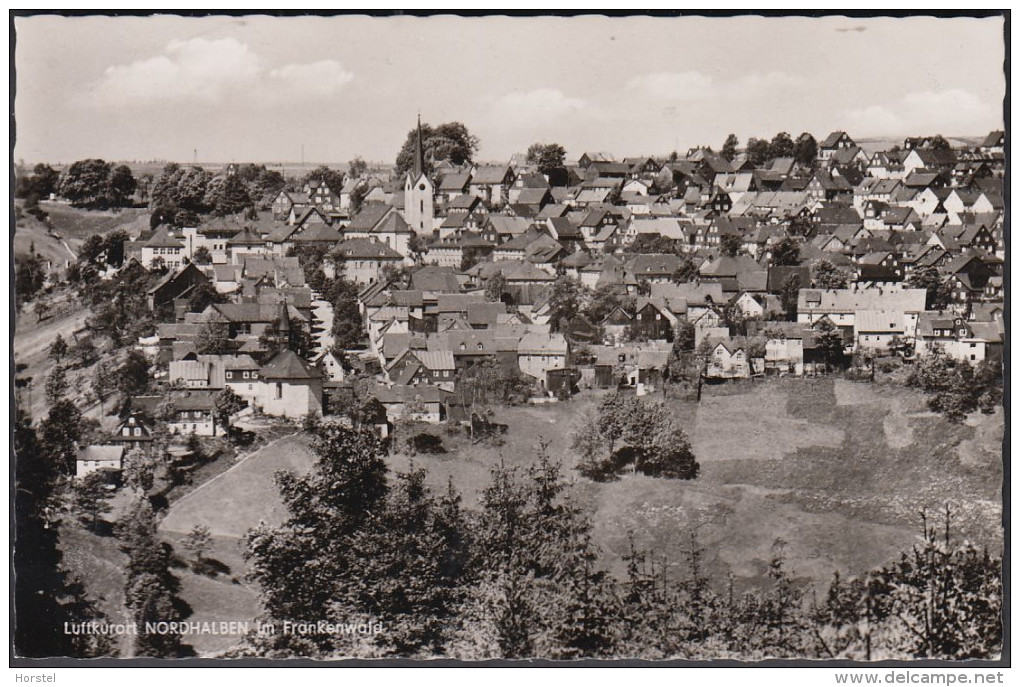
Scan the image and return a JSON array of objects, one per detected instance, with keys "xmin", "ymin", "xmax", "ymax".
[
  {"xmin": 517, "ymin": 330, "xmax": 569, "ymax": 389},
  {"xmin": 255, "ymin": 349, "xmax": 323, "ymax": 419},
  {"xmin": 75, "ymin": 445, "xmax": 125, "ymax": 480}
]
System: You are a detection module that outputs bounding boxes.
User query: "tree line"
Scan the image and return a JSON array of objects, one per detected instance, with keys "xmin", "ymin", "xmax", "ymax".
[{"xmin": 237, "ymin": 421, "xmax": 1001, "ymax": 660}]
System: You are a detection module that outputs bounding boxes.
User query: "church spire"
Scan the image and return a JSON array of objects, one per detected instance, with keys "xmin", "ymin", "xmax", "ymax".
[{"xmin": 413, "ymin": 113, "xmax": 425, "ymax": 179}]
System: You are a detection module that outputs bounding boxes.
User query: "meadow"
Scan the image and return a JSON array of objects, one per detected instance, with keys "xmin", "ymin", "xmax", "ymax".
[{"xmin": 137, "ymin": 377, "xmax": 1003, "ymax": 656}]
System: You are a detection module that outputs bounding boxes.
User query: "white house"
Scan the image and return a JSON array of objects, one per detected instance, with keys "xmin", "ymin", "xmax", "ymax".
[
  {"xmin": 256, "ymin": 349, "xmax": 323, "ymax": 419},
  {"xmin": 75, "ymin": 445, "xmax": 124, "ymax": 479}
]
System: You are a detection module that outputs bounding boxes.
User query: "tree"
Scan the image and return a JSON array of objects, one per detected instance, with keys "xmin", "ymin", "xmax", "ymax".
[
  {"xmin": 546, "ymin": 276, "xmax": 585, "ymax": 333},
  {"xmin": 214, "ymin": 387, "xmax": 247, "ymax": 429},
  {"xmin": 779, "ymin": 274, "xmax": 801, "ymax": 321},
  {"xmin": 58, "ymin": 159, "xmax": 114, "ymax": 209},
  {"xmin": 813, "ymin": 259, "xmax": 849, "ymax": 289},
  {"xmin": 48, "ymin": 335, "xmax": 68, "ymax": 364},
  {"xmin": 122, "ymin": 448, "xmax": 157, "ymax": 494},
  {"xmin": 183, "ymin": 524, "xmax": 212, "ymax": 563},
  {"xmin": 191, "ymin": 246, "xmax": 212, "ymax": 265},
  {"xmin": 119, "ymin": 497, "xmax": 185, "ymax": 657},
  {"xmin": 771, "ymin": 237, "xmax": 801, "ymax": 266},
  {"xmin": 349, "ymin": 183, "xmax": 369, "ymax": 216},
  {"xmin": 44, "ymin": 365, "xmax": 68, "ymax": 407},
  {"xmin": 109, "ymin": 165, "xmax": 137, "ymax": 205},
  {"xmin": 72, "ymin": 336, "xmax": 97, "ymax": 367},
  {"xmin": 669, "ymin": 252, "xmax": 701, "ymax": 281},
  {"xmin": 38, "ymin": 399, "xmax": 84, "ymax": 475},
  {"xmin": 526, "ymin": 143, "xmax": 567, "ymax": 175},
  {"xmin": 205, "ymin": 174, "xmax": 252, "ymax": 216},
  {"xmin": 348, "ymin": 157, "xmax": 368, "ymax": 178},
  {"xmin": 30, "ymin": 163, "xmax": 60, "ymax": 197},
  {"xmin": 118, "ymin": 349, "xmax": 151, "ymax": 396},
  {"xmin": 329, "ymin": 276, "xmax": 366, "ymax": 351},
  {"xmin": 814, "ymin": 318, "xmax": 846, "ymax": 368},
  {"xmin": 906, "ymin": 266, "xmax": 953, "ymax": 312},
  {"xmin": 794, "ymin": 133, "xmax": 818, "ymax": 166},
  {"xmin": 301, "ymin": 165, "xmax": 346, "ymax": 194},
  {"xmin": 15, "ymin": 410, "xmax": 115, "ymax": 658},
  {"xmin": 484, "ymin": 271, "xmax": 507, "ymax": 303},
  {"xmin": 70, "ymin": 472, "xmax": 113, "ymax": 531},
  {"xmin": 15, "ymin": 253, "xmax": 46, "ymax": 305},
  {"xmin": 767, "ymin": 132, "xmax": 796, "ymax": 161},
  {"xmin": 746, "ymin": 138, "xmax": 770, "ymax": 166},
  {"xmin": 907, "ymin": 351, "xmax": 1002, "ymax": 423},
  {"xmin": 571, "ymin": 394, "xmax": 699, "ymax": 481},
  {"xmin": 150, "ymin": 163, "xmax": 213, "ymax": 215},
  {"xmin": 104, "ymin": 229, "xmax": 129, "ymax": 267},
  {"xmin": 186, "ymin": 281, "xmax": 226, "ymax": 314},
  {"xmin": 195, "ymin": 322, "xmax": 231, "ymax": 355},
  {"xmin": 244, "ymin": 422, "xmax": 390, "ymax": 650},
  {"xmin": 720, "ymin": 233, "xmax": 743, "ymax": 257},
  {"xmin": 395, "ymin": 121, "xmax": 480, "ymax": 176},
  {"xmin": 930, "ymin": 135, "xmax": 952, "ymax": 152},
  {"xmin": 721, "ymin": 134, "xmax": 739, "ymax": 161},
  {"xmin": 673, "ymin": 319, "xmax": 696, "ymax": 352}
]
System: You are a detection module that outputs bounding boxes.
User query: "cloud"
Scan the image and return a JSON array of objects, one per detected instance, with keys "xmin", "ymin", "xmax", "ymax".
[
  {"xmin": 268, "ymin": 60, "xmax": 353, "ymax": 98},
  {"xmin": 625, "ymin": 70, "xmax": 804, "ymax": 103},
  {"xmin": 491, "ymin": 87, "xmax": 587, "ymax": 121},
  {"xmin": 486, "ymin": 88, "xmax": 588, "ymax": 127},
  {"xmin": 78, "ymin": 38, "xmax": 353, "ymax": 107},
  {"xmin": 846, "ymin": 89, "xmax": 1000, "ymax": 136}
]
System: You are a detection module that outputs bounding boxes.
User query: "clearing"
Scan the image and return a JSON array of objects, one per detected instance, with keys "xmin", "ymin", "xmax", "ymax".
[{"xmin": 147, "ymin": 377, "xmax": 1003, "ymax": 656}]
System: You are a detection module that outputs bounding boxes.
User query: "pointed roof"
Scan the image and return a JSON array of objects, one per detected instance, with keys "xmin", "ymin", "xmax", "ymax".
[
  {"xmin": 414, "ymin": 114, "xmax": 425, "ymax": 179},
  {"xmin": 259, "ymin": 349, "xmax": 320, "ymax": 380},
  {"xmin": 227, "ymin": 226, "xmax": 265, "ymax": 247}
]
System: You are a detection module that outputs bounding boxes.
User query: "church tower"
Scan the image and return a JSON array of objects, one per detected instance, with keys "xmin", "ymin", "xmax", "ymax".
[{"xmin": 404, "ymin": 115, "xmax": 434, "ymax": 236}]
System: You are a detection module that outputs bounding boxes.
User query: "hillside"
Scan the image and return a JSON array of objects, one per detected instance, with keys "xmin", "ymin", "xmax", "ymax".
[{"xmin": 13, "ymin": 201, "xmax": 151, "ymax": 264}]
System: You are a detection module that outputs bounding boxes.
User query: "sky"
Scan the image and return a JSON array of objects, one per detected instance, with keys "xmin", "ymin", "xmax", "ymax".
[{"xmin": 13, "ymin": 13, "xmax": 1006, "ymax": 166}]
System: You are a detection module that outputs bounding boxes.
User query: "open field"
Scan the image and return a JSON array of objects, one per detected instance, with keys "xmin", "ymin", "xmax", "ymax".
[{"xmin": 146, "ymin": 377, "xmax": 1002, "ymax": 656}]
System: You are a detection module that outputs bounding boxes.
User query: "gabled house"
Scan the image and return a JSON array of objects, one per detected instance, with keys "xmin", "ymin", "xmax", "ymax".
[
  {"xmin": 818, "ymin": 131, "xmax": 856, "ymax": 161},
  {"xmin": 256, "ymin": 349, "xmax": 323, "ymax": 419}
]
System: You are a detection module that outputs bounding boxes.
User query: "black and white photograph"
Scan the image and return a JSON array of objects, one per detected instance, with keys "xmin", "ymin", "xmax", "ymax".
[{"xmin": 10, "ymin": 10, "xmax": 1008, "ymax": 673}]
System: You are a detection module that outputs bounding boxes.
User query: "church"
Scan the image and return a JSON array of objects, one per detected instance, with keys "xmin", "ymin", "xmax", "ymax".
[{"xmin": 403, "ymin": 115, "xmax": 435, "ymax": 236}]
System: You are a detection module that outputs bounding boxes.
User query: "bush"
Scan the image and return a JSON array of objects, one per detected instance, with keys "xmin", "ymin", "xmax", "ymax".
[{"xmin": 405, "ymin": 432, "xmax": 446, "ymax": 455}]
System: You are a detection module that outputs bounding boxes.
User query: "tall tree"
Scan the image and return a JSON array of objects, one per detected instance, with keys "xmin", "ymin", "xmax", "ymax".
[
  {"xmin": 526, "ymin": 143, "xmax": 567, "ymax": 175},
  {"xmin": 767, "ymin": 132, "xmax": 796, "ymax": 160},
  {"xmin": 721, "ymin": 134, "xmax": 740, "ymax": 161},
  {"xmin": 794, "ymin": 133, "xmax": 818, "ymax": 166},
  {"xmin": 813, "ymin": 259, "xmax": 849, "ymax": 289},
  {"xmin": 906, "ymin": 266, "xmax": 953, "ymax": 311},
  {"xmin": 206, "ymin": 174, "xmax": 252, "ymax": 216},
  {"xmin": 347, "ymin": 157, "xmax": 368, "ymax": 178},
  {"xmin": 746, "ymin": 138, "xmax": 770, "ymax": 166},
  {"xmin": 109, "ymin": 165, "xmax": 138, "ymax": 205},
  {"xmin": 395, "ymin": 121, "xmax": 480, "ymax": 176},
  {"xmin": 58, "ymin": 159, "xmax": 119, "ymax": 209},
  {"xmin": 779, "ymin": 274, "xmax": 802, "ymax": 321},
  {"xmin": 771, "ymin": 237, "xmax": 801, "ymax": 266}
]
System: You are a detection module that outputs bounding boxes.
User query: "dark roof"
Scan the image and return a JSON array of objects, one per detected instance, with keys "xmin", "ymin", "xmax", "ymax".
[
  {"xmin": 144, "ymin": 227, "xmax": 184, "ymax": 248},
  {"xmin": 259, "ymin": 349, "xmax": 320, "ymax": 380},
  {"xmin": 336, "ymin": 238, "xmax": 403, "ymax": 260},
  {"xmin": 346, "ymin": 204, "xmax": 392, "ymax": 232}
]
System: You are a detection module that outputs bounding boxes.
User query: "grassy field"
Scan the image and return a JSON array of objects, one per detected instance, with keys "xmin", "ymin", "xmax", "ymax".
[{"xmin": 143, "ymin": 377, "xmax": 1002, "ymax": 656}]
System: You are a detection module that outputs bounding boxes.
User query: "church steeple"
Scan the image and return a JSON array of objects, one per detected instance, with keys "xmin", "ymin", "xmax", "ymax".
[{"xmin": 413, "ymin": 114, "xmax": 425, "ymax": 179}]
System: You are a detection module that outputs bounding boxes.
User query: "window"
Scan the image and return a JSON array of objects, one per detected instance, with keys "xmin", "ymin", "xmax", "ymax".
[
  {"xmin": 243, "ymin": 371, "xmax": 250, "ymax": 379},
  {"xmin": 134, "ymin": 427, "xmax": 141, "ymax": 436}
]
